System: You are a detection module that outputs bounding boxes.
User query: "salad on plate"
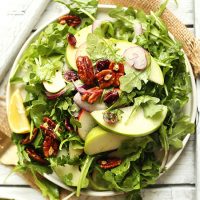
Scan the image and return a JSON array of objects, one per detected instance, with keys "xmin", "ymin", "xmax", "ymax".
[{"xmin": 7, "ymin": 0, "xmax": 195, "ymax": 199}]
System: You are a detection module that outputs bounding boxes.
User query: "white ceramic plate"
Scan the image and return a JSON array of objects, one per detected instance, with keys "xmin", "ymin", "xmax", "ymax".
[{"xmin": 6, "ymin": 4, "xmax": 197, "ymax": 197}]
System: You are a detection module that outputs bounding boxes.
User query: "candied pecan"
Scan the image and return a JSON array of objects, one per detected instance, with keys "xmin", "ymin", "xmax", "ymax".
[
  {"xmin": 64, "ymin": 70, "xmax": 79, "ymax": 82},
  {"xmin": 67, "ymin": 33, "xmax": 76, "ymax": 47},
  {"xmin": 81, "ymin": 87, "xmax": 103, "ymax": 104},
  {"xmin": 104, "ymin": 90, "xmax": 119, "ymax": 105},
  {"xmin": 43, "ymin": 117, "xmax": 56, "ymax": 129},
  {"xmin": 26, "ymin": 147, "xmax": 47, "ymax": 164},
  {"xmin": 21, "ymin": 128, "xmax": 38, "ymax": 145},
  {"xmin": 65, "ymin": 118, "xmax": 74, "ymax": 131},
  {"xmin": 113, "ymin": 73, "xmax": 124, "ymax": 87},
  {"xmin": 96, "ymin": 69, "xmax": 115, "ymax": 89},
  {"xmin": 98, "ymin": 158, "xmax": 122, "ymax": 169},
  {"xmin": 43, "ymin": 136, "xmax": 59, "ymax": 157},
  {"xmin": 76, "ymin": 56, "xmax": 95, "ymax": 86},
  {"xmin": 96, "ymin": 59, "xmax": 111, "ymax": 73},
  {"xmin": 40, "ymin": 124, "xmax": 57, "ymax": 139},
  {"xmin": 58, "ymin": 15, "xmax": 81, "ymax": 27},
  {"xmin": 109, "ymin": 62, "xmax": 124, "ymax": 73}
]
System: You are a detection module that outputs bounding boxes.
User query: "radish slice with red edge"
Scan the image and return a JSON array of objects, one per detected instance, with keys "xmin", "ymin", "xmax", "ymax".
[
  {"xmin": 45, "ymin": 87, "xmax": 67, "ymax": 100},
  {"xmin": 123, "ymin": 46, "xmax": 147, "ymax": 70}
]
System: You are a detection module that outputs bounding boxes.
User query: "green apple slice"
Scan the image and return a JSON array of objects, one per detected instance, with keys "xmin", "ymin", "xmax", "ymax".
[
  {"xmin": 84, "ymin": 126, "xmax": 127, "ymax": 155},
  {"xmin": 43, "ymin": 71, "xmax": 66, "ymax": 93},
  {"xmin": 91, "ymin": 106, "xmax": 167, "ymax": 137},
  {"xmin": 66, "ymin": 25, "xmax": 92, "ymax": 71},
  {"xmin": 114, "ymin": 40, "xmax": 164, "ymax": 85}
]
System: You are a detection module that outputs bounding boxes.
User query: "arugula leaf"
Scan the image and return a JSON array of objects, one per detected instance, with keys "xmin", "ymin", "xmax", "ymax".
[
  {"xmin": 54, "ymin": 0, "xmax": 98, "ymax": 21},
  {"xmin": 86, "ymin": 33, "xmax": 123, "ymax": 62},
  {"xmin": 77, "ymin": 155, "xmax": 94, "ymax": 196},
  {"xmin": 169, "ymin": 116, "xmax": 195, "ymax": 149},
  {"xmin": 128, "ymin": 95, "xmax": 165, "ymax": 120},
  {"xmin": 120, "ymin": 67, "xmax": 150, "ymax": 93}
]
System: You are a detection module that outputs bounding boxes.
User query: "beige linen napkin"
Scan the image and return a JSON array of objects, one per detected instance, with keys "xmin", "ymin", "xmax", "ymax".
[{"xmin": 0, "ymin": 0, "xmax": 200, "ymax": 199}]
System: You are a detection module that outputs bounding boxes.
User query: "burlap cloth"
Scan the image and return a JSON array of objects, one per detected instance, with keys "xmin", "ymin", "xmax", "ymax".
[{"xmin": 0, "ymin": 0, "xmax": 200, "ymax": 199}]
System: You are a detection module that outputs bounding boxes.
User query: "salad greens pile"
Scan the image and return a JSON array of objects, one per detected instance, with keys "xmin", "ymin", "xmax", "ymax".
[{"xmin": 10, "ymin": 0, "xmax": 195, "ymax": 199}]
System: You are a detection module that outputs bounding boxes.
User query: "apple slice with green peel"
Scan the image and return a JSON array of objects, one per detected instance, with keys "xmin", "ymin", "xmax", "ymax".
[
  {"xmin": 84, "ymin": 126, "xmax": 127, "ymax": 155},
  {"xmin": 113, "ymin": 39, "xmax": 164, "ymax": 85},
  {"xmin": 148, "ymin": 57, "xmax": 164, "ymax": 85},
  {"xmin": 43, "ymin": 71, "xmax": 66, "ymax": 93},
  {"xmin": 66, "ymin": 25, "xmax": 92, "ymax": 71},
  {"xmin": 91, "ymin": 106, "xmax": 167, "ymax": 137},
  {"xmin": 78, "ymin": 109, "xmax": 97, "ymax": 140}
]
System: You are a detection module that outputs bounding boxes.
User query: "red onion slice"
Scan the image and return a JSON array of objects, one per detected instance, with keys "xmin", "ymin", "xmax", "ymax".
[
  {"xmin": 123, "ymin": 46, "xmax": 147, "ymax": 70},
  {"xmin": 72, "ymin": 80, "xmax": 87, "ymax": 94},
  {"xmin": 45, "ymin": 87, "xmax": 67, "ymax": 100}
]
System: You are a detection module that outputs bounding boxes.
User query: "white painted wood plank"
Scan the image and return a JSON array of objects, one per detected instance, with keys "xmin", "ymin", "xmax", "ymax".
[
  {"xmin": 0, "ymin": 186, "xmax": 195, "ymax": 200},
  {"xmin": 0, "ymin": 0, "xmax": 50, "ymax": 82}
]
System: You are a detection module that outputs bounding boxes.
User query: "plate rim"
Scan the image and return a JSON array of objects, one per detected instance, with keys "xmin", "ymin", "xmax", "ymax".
[{"xmin": 6, "ymin": 4, "xmax": 197, "ymax": 197}]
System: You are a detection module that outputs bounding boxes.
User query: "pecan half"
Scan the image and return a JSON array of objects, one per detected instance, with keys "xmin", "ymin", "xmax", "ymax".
[
  {"xmin": 76, "ymin": 56, "xmax": 95, "ymax": 86},
  {"xmin": 58, "ymin": 15, "xmax": 81, "ymax": 27},
  {"xmin": 43, "ymin": 117, "xmax": 56, "ymax": 129},
  {"xmin": 40, "ymin": 124, "xmax": 57, "ymax": 139},
  {"xmin": 21, "ymin": 128, "xmax": 38, "ymax": 145},
  {"xmin": 113, "ymin": 73, "xmax": 124, "ymax": 87},
  {"xmin": 81, "ymin": 87, "xmax": 103, "ymax": 104},
  {"xmin": 26, "ymin": 147, "xmax": 47, "ymax": 164},
  {"xmin": 109, "ymin": 63, "xmax": 124, "ymax": 74},
  {"xmin": 43, "ymin": 136, "xmax": 59, "ymax": 157},
  {"xmin": 109, "ymin": 63, "xmax": 124, "ymax": 87},
  {"xmin": 96, "ymin": 69, "xmax": 115, "ymax": 88},
  {"xmin": 98, "ymin": 158, "xmax": 122, "ymax": 169}
]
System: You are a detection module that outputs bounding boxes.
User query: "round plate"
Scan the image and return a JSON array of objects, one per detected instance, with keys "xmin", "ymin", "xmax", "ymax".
[{"xmin": 6, "ymin": 4, "xmax": 197, "ymax": 197}]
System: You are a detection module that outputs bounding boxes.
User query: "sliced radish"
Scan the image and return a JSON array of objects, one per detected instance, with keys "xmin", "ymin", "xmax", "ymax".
[
  {"xmin": 134, "ymin": 22, "xmax": 143, "ymax": 36},
  {"xmin": 75, "ymin": 43, "xmax": 88, "ymax": 60},
  {"xmin": 78, "ymin": 110, "xmax": 97, "ymax": 140},
  {"xmin": 73, "ymin": 92, "xmax": 107, "ymax": 112},
  {"xmin": 43, "ymin": 71, "xmax": 66, "ymax": 93},
  {"xmin": 123, "ymin": 47, "xmax": 147, "ymax": 70}
]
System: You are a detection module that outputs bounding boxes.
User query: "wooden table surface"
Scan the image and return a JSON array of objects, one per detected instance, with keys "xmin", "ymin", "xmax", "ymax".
[{"xmin": 0, "ymin": 0, "xmax": 199, "ymax": 199}]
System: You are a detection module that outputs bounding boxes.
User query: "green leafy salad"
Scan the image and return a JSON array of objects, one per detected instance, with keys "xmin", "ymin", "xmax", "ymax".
[{"xmin": 9, "ymin": 0, "xmax": 195, "ymax": 199}]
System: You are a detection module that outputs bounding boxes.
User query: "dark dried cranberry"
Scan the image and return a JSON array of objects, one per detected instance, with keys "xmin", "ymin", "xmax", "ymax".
[
  {"xmin": 96, "ymin": 59, "xmax": 111, "ymax": 73},
  {"xmin": 65, "ymin": 119, "xmax": 74, "ymax": 131},
  {"xmin": 67, "ymin": 33, "xmax": 76, "ymax": 47},
  {"xmin": 104, "ymin": 90, "xmax": 119, "ymax": 105},
  {"xmin": 103, "ymin": 111, "xmax": 119, "ymax": 124},
  {"xmin": 64, "ymin": 70, "xmax": 79, "ymax": 82}
]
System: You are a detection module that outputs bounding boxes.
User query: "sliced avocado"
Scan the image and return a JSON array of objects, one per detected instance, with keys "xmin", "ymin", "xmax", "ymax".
[
  {"xmin": 66, "ymin": 25, "xmax": 92, "ymax": 71},
  {"xmin": 84, "ymin": 126, "xmax": 127, "ymax": 155},
  {"xmin": 114, "ymin": 40, "xmax": 164, "ymax": 85},
  {"xmin": 91, "ymin": 106, "xmax": 167, "ymax": 137}
]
